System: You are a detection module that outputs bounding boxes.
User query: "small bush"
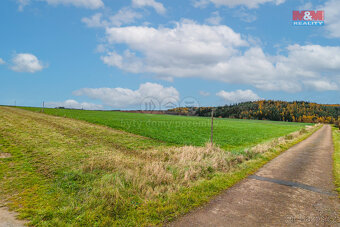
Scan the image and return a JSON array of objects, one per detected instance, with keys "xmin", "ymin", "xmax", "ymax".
[{"xmin": 335, "ymin": 121, "xmax": 340, "ymax": 130}]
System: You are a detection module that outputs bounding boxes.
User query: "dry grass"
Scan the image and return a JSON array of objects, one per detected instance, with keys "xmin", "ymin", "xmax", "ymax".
[
  {"xmin": 82, "ymin": 125, "xmax": 317, "ymax": 201},
  {"xmin": 0, "ymin": 106, "xmax": 318, "ymax": 226},
  {"xmin": 81, "ymin": 143, "xmax": 235, "ymax": 199},
  {"xmin": 248, "ymin": 125, "xmax": 319, "ymax": 154}
]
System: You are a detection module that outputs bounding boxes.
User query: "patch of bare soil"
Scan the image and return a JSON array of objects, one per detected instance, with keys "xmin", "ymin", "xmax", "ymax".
[
  {"xmin": 0, "ymin": 153, "xmax": 11, "ymax": 159},
  {"xmin": 0, "ymin": 207, "xmax": 26, "ymax": 227}
]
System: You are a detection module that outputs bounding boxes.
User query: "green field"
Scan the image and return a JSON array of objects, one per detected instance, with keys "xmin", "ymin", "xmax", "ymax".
[
  {"xmin": 0, "ymin": 107, "xmax": 318, "ymax": 226},
  {"xmin": 332, "ymin": 127, "xmax": 340, "ymax": 195},
  {"xmin": 20, "ymin": 107, "xmax": 311, "ymax": 150}
]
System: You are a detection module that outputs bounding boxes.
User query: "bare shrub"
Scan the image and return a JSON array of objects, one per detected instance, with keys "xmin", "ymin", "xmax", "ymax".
[{"xmin": 335, "ymin": 121, "xmax": 340, "ymax": 130}]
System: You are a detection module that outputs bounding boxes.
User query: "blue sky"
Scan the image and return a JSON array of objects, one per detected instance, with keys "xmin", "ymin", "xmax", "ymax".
[{"xmin": 0, "ymin": 0, "xmax": 339, "ymax": 110}]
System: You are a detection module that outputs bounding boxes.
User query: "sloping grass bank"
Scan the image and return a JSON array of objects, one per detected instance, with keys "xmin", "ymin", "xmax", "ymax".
[
  {"xmin": 0, "ymin": 107, "xmax": 320, "ymax": 226},
  {"xmin": 332, "ymin": 126, "xmax": 340, "ymax": 195}
]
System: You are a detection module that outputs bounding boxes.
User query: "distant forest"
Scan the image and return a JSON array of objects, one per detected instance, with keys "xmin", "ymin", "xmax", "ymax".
[{"xmin": 169, "ymin": 100, "xmax": 340, "ymax": 124}]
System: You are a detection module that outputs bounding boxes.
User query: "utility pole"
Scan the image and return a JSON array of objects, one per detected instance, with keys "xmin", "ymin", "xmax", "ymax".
[
  {"xmin": 211, "ymin": 108, "xmax": 214, "ymax": 146},
  {"xmin": 42, "ymin": 101, "xmax": 45, "ymax": 113}
]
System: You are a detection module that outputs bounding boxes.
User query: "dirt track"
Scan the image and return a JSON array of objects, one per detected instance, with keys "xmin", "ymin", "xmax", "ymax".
[
  {"xmin": 0, "ymin": 207, "xmax": 26, "ymax": 227},
  {"xmin": 170, "ymin": 125, "xmax": 339, "ymax": 226}
]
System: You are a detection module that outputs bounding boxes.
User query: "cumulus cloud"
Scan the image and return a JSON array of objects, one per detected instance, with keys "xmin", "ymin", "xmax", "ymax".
[
  {"xmin": 82, "ymin": 13, "xmax": 106, "ymax": 27},
  {"xmin": 17, "ymin": 0, "xmax": 30, "ymax": 11},
  {"xmin": 233, "ymin": 9, "xmax": 257, "ymax": 23},
  {"xmin": 0, "ymin": 58, "xmax": 5, "ymax": 65},
  {"xmin": 102, "ymin": 19, "xmax": 248, "ymax": 73},
  {"xmin": 205, "ymin": 11, "xmax": 222, "ymax": 25},
  {"xmin": 82, "ymin": 8, "xmax": 143, "ymax": 28},
  {"xmin": 46, "ymin": 99, "xmax": 103, "ymax": 110},
  {"xmin": 18, "ymin": 0, "xmax": 103, "ymax": 10},
  {"xmin": 194, "ymin": 0, "xmax": 285, "ymax": 9},
  {"xmin": 73, "ymin": 82, "xmax": 180, "ymax": 108},
  {"xmin": 10, "ymin": 53, "xmax": 46, "ymax": 73},
  {"xmin": 217, "ymin": 89, "xmax": 262, "ymax": 104},
  {"xmin": 132, "ymin": 0, "xmax": 166, "ymax": 14},
  {"xmin": 109, "ymin": 8, "xmax": 143, "ymax": 26},
  {"xmin": 193, "ymin": 0, "xmax": 210, "ymax": 8},
  {"xmin": 297, "ymin": 0, "xmax": 340, "ymax": 38},
  {"xmin": 322, "ymin": 0, "xmax": 340, "ymax": 38},
  {"xmin": 45, "ymin": 0, "xmax": 103, "ymax": 9},
  {"xmin": 99, "ymin": 20, "xmax": 340, "ymax": 92},
  {"xmin": 303, "ymin": 80, "xmax": 338, "ymax": 91}
]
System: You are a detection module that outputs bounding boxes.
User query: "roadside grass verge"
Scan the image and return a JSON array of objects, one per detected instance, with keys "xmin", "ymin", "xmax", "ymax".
[
  {"xmin": 332, "ymin": 126, "xmax": 340, "ymax": 195},
  {"xmin": 0, "ymin": 107, "xmax": 320, "ymax": 226},
  {"xmin": 19, "ymin": 107, "xmax": 311, "ymax": 151}
]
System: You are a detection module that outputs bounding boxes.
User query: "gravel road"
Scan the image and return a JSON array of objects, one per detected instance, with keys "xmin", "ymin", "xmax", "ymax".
[{"xmin": 169, "ymin": 125, "xmax": 339, "ymax": 226}]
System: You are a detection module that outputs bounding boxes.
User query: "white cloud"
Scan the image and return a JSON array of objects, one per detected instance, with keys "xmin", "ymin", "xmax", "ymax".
[
  {"xmin": 132, "ymin": 0, "xmax": 166, "ymax": 14},
  {"xmin": 233, "ymin": 9, "xmax": 257, "ymax": 23},
  {"xmin": 199, "ymin": 91, "xmax": 210, "ymax": 96},
  {"xmin": 303, "ymin": 80, "xmax": 338, "ymax": 91},
  {"xmin": 18, "ymin": 0, "xmax": 103, "ymax": 10},
  {"xmin": 298, "ymin": 2, "xmax": 313, "ymax": 10},
  {"xmin": 101, "ymin": 51, "xmax": 124, "ymax": 68},
  {"xmin": 281, "ymin": 44, "xmax": 340, "ymax": 72},
  {"xmin": 217, "ymin": 89, "xmax": 262, "ymax": 104},
  {"xmin": 73, "ymin": 82, "xmax": 180, "ymax": 108},
  {"xmin": 194, "ymin": 0, "xmax": 285, "ymax": 9},
  {"xmin": 205, "ymin": 11, "xmax": 222, "ymax": 25},
  {"xmin": 17, "ymin": 0, "xmax": 30, "ymax": 11},
  {"xmin": 10, "ymin": 53, "xmax": 45, "ymax": 73},
  {"xmin": 110, "ymin": 8, "xmax": 143, "ymax": 26},
  {"xmin": 43, "ymin": 0, "xmax": 103, "ymax": 9},
  {"xmin": 193, "ymin": 0, "xmax": 210, "ymax": 8},
  {"xmin": 102, "ymin": 19, "xmax": 248, "ymax": 75},
  {"xmin": 95, "ymin": 44, "xmax": 107, "ymax": 53},
  {"xmin": 82, "ymin": 13, "xmax": 107, "ymax": 28},
  {"xmin": 322, "ymin": 0, "xmax": 340, "ymax": 38},
  {"xmin": 0, "ymin": 58, "xmax": 5, "ymax": 65},
  {"xmin": 46, "ymin": 99, "xmax": 103, "ymax": 110},
  {"xmin": 100, "ymin": 20, "xmax": 340, "ymax": 92},
  {"xmin": 298, "ymin": 0, "xmax": 340, "ymax": 38},
  {"xmin": 82, "ymin": 8, "xmax": 143, "ymax": 28}
]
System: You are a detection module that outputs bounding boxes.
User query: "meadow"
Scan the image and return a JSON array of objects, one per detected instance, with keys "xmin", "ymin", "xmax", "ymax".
[
  {"xmin": 0, "ymin": 107, "xmax": 318, "ymax": 226},
  {"xmin": 333, "ymin": 126, "xmax": 340, "ymax": 195},
  {"xmin": 21, "ymin": 107, "xmax": 311, "ymax": 150}
]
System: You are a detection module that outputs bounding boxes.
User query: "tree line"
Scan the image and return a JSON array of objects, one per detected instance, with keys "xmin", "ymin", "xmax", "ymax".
[{"xmin": 169, "ymin": 100, "xmax": 340, "ymax": 125}]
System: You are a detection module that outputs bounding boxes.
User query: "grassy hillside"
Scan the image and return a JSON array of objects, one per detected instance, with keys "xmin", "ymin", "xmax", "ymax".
[
  {"xmin": 0, "ymin": 107, "xmax": 319, "ymax": 226},
  {"xmin": 20, "ymin": 107, "xmax": 310, "ymax": 151}
]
